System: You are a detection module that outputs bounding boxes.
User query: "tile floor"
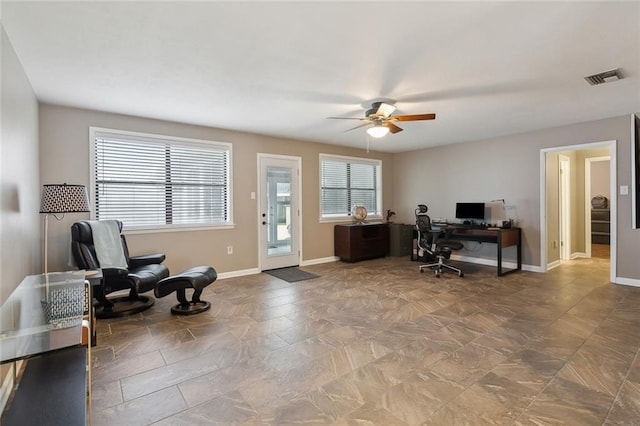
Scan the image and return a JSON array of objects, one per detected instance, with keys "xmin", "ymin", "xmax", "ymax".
[{"xmin": 90, "ymin": 252, "xmax": 640, "ymax": 425}]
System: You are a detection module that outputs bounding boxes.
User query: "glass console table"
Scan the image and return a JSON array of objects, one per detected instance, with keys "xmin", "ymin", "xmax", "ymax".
[
  {"xmin": 0, "ymin": 270, "xmax": 87, "ymax": 364},
  {"xmin": 0, "ymin": 271, "xmax": 90, "ymax": 425}
]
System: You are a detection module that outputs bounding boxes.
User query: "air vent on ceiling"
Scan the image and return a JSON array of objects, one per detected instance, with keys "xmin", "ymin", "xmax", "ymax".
[{"xmin": 584, "ymin": 68, "xmax": 623, "ymax": 86}]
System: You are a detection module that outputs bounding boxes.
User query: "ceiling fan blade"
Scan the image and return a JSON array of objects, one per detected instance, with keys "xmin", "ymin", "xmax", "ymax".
[
  {"xmin": 344, "ymin": 122, "xmax": 372, "ymax": 132},
  {"xmin": 327, "ymin": 117, "xmax": 367, "ymax": 120},
  {"xmin": 376, "ymin": 102, "xmax": 396, "ymax": 118},
  {"xmin": 387, "ymin": 122, "xmax": 403, "ymax": 134},
  {"xmin": 393, "ymin": 113, "xmax": 436, "ymax": 122}
]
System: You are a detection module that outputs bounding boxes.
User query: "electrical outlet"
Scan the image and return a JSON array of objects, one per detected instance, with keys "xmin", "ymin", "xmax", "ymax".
[{"xmin": 227, "ymin": 245, "xmax": 233, "ymax": 255}]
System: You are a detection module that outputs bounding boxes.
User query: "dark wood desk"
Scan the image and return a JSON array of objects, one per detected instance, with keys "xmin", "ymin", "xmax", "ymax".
[{"xmin": 446, "ymin": 227, "xmax": 522, "ymax": 276}]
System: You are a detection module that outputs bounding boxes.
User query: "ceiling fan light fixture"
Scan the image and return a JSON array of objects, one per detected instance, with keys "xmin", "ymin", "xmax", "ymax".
[{"xmin": 367, "ymin": 125, "xmax": 389, "ymax": 138}]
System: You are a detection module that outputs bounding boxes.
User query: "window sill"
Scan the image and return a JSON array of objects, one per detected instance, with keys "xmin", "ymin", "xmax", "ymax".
[
  {"xmin": 319, "ymin": 217, "xmax": 383, "ymax": 224},
  {"xmin": 123, "ymin": 224, "xmax": 236, "ymax": 234}
]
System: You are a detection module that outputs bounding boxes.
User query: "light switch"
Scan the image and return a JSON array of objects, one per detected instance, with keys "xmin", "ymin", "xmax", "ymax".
[
  {"xmin": 251, "ymin": 192, "xmax": 256, "ymax": 199},
  {"xmin": 620, "ymin": 185, "xmax": 629, "ymax": 195}
]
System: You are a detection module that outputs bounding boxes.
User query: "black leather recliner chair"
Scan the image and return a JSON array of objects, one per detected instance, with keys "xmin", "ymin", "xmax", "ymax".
[{"xmin": 71, "ymin": 220, "xmax": 170, "ymax": 318}]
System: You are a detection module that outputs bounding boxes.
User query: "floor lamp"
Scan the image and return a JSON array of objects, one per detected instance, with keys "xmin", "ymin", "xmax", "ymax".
[{"xmin": 39, "ymin": 183, "xmax": 90, "ymax": 274}]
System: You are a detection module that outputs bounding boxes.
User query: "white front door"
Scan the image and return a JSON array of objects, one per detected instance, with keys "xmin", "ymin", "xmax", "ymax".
[{"xmin": 258, "ymin": 154, "xmax": 301, "ymax": 270}]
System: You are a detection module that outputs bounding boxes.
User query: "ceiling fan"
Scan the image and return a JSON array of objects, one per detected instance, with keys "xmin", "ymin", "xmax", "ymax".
[{"xmin": 328, "ymin": 101, "xmax": 436, "ymax": 138}]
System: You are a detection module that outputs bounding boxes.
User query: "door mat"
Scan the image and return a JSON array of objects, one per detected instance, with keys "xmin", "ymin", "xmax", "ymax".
[{"xmin": 264, "ymin": 267, "xmax": 319, "ymax": 283}]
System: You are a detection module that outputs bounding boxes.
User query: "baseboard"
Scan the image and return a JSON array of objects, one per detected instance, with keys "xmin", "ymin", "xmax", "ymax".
[
  {"xmin": 0, "ymin": 364, "xmax": 14, "ymax": 413},
  {"xmin": 217, "ymin": 268, "xmax": 261, "ymax": 280},
  {"xmin": 300, "ymin": 256, "xmax": 339, "ymax": 266},
  {"xmin": 547, "ymin": 260, "xmax": 562, "ymax": 270},
  {"xmin": 217, "ymin": 258, "xmax": 339, "ymax": 280},
  {"xmin": 614, "ymin": 277, "xmax": 640, "ymax": 287},
  {"xmin": 450, "ymin": 254, "xmax": 542, "ymax": 273},
  {"xmin": 571, "ymin": 252, "xmax": 587, "ymax": 259},
  {"xmin": 217, "ymin": 255, "xmax": 549, "ymax": 280},
  {"xmin": 0, "ymin": 360, "xmax": 24, "ymax": 413}
]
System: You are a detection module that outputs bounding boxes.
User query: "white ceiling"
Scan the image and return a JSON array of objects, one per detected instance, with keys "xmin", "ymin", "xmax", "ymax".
[{"xmin": 2, "ymin": 1, "xmax": 639, "ymax": 153}]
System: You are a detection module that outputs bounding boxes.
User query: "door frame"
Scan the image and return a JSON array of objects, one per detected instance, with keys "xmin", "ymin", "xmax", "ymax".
[
  {"xmin": 558, "ymin": 155, "xmax": 571, "ymax": 260},
  {"xmin": 257, "ymin": 153, "xmax": 302, "ymax": 271},
  {"xmin": 539, "ymin": 140, "xmax": 616, "ymax": 283}
]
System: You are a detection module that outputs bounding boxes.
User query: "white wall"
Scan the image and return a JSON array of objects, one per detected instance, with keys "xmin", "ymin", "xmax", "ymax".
[
  {"xmin": 0, "ymin": 25, "xmax": 40, "ymax": 303},
  {"xmin": 393, "ymin": 114, "xmax": 640, "ymax": 280},
  {"xmin": 0, "ymin": 22, "xmax": 40, "ymax": 412}
]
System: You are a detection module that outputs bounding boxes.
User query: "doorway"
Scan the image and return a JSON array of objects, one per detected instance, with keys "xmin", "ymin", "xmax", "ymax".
[
  {"xmin": 540, "ymin": 140, "xmax": 616, "ymax": 282},
  {"xmin": 258, "ymin": 154, "xmax": 301, "ymax": 271}
]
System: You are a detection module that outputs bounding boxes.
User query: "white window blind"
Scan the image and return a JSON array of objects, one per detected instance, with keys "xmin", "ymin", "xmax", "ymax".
[
  {"xmin": 320, "ymin": 154, "xmax": 382, "ymax": 219},
  {"xmin": 91, "ymin": 129, "xmax": 232, "ymax": 229}
]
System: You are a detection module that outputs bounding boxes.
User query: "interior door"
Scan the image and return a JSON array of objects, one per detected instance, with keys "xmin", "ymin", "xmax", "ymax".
[{"xmin": 258, "ymin": 154, "xmax": 301, "ymax": 270}]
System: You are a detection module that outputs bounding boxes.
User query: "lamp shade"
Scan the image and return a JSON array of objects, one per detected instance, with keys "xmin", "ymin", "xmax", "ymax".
[
  {"xmin": 366, "ymin": 125, "xmax": 390, "ymax": 138},
  {"xmin": 39, "ymin": 184, "xmax": 90, "ymax": 214}
]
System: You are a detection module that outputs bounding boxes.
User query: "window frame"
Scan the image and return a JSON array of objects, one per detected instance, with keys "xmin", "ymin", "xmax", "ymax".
[
  {"xmin": 89, "ymin": 127, "xmax": 234, "ymax": 233},
  {"xmin": 319, "ymin": 153, "xmax": 383, "ymax": 222}
]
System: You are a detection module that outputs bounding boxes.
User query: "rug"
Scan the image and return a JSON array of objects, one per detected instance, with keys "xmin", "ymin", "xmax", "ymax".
[{"xmin": 264, "ymin": 267, "xmax": 319, "ymax": 283}]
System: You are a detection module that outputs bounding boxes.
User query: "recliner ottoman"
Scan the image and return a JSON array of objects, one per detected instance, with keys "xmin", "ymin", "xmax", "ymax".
[{"xmin": 154, "ymin": 266, "xmax": 217, "ymax": 315}]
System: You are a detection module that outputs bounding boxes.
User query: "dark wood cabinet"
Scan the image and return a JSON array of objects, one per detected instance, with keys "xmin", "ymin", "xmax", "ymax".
[
  {"xmin": 591, "ymin": 208, "xmax": 610, "ymax": 244},
  {"xmin": 388, "ymin": 223, "xmax": 414, "ymax": 257},
  {"xmin": 334, "ymin": 223, "xmax": 389, "ymax": 262}
]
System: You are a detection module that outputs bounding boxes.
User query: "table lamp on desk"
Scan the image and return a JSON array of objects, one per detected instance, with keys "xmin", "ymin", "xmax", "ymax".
[{"xmin": 490, "ymin": 198, "xmax": 510, "ymax": 228}]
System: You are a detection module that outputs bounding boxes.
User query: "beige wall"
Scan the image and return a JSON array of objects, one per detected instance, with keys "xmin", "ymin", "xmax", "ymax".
[
  {"xmin": 38, "ymin": 104, "xmax": 395, "ymax": 275},
  {"xmin": 591, "ymin": 160, "xmax": 611, "ymax": 200},
  {"xmin": 393, "ymin": 114, "xmax": 640, "ymax": 281}
]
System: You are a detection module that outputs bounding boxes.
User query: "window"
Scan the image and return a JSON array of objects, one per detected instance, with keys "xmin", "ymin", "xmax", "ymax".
[
  {"xmin": 320, "ymin": 154, "xmax": 382, "ymax": 220},
  {"xmin": 90, "ymin": 128, "xmax": 232, "ymax": 230}
]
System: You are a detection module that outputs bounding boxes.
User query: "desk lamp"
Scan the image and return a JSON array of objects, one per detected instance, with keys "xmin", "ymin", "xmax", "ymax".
[{"xmin": 39, "ymin": 184, "xmax": 90, "ymax": 274}]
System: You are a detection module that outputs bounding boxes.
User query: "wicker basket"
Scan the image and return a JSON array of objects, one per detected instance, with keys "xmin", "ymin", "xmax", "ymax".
[{"xmin": 40, "ymin": 286, "xmax": 84, "ymax": 329}]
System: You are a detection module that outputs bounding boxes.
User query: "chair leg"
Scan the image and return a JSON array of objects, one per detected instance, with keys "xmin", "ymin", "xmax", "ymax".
[
  {"xmin": 419, "ymin": 256, "xmax": 463, "ymax": 278},
  {"xmin": 440, "ymin": 262, "xmax": 464, "ymax": 277},
  {"xmin": 95, "ymin": 291, "xmax": 114, "ymax": 312},
  {"xmin": 419, "ymin": 262, "xmax": 441, "ymax": 272},
  {"xmin": 93, "ymin": 281, "xmax": 155, "ymax": 318},
  {"xmin": 175, "ymin": 288, "xmax": 189, "ymax": 307},
  {"xmin": 170, "ymin": 288, "xmax": 210, "ymax": 315}
]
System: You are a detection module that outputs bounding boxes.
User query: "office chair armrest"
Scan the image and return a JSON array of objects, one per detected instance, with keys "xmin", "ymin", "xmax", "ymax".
[{"xmin": 129, "ymin": 253, "xmax": 166, "ymax": 268}]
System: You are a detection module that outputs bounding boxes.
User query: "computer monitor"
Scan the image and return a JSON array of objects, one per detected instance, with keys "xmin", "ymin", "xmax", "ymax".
[{"xmin": 455, "ymin": 202, "xmax": 485, "ymax": 221}]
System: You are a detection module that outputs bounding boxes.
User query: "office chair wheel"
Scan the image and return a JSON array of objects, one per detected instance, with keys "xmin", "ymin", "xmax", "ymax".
[
  {"xmin": 459, "ymin": 272, "xmax": 464, "ymax": 277},
  {"xmin": 435, "ymin": 271, "xmax": 441, "ymax": 278}
]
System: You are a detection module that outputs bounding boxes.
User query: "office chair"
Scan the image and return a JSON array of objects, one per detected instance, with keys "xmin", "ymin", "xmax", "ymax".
[{"xmin": 415, "ymin": 204, "xmax": 464, "ymax": 278}]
